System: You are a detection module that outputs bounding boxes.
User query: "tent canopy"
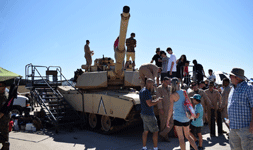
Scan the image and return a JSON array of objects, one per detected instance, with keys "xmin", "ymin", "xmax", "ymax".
[{"xmin": 0, "ymin": 67, "xmax": 22, "ymax": 82}]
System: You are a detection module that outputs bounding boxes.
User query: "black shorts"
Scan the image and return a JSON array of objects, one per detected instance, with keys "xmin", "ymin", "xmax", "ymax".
[
  {"xmin": 174, "ymin": 120, "xmax": 190, "ymax": 127},
  {"xmin": 190, "ymin": 124, "xmax": 202, "ymax": 134},
  {"xmin": 167, "ymin": 71, "xmax": 177, "ymax": 78}
]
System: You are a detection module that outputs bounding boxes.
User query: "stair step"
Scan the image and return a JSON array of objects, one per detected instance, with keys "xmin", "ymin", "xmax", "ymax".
[
  {"xmin": 48, "ymin": 103, "xmax": 65, "ymax": 107},
  {"xmin": 43, "ymin": 97, "xmax": 60, "ymax": 99},
  {"xmin": 51, "ymin": 111, "xmax": 66, "ymax": 116},
  {"xmin": 50, "ymin": 107, "xmax": 65, "ymax": 111},
  {"xmin": 48, "ymin": 100, "xmax": 65, "ymax": 104}
]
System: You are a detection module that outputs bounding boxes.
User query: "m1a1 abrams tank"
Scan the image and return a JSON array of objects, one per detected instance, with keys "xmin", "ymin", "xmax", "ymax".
[{"xmin": 58, "ymin": 6, "xmax": 143, "ymax": 133}]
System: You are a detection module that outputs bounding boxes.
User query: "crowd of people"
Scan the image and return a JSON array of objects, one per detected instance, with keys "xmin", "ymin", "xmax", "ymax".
[
  {"xmin": 82, "ymin": 36, "xmax": 253, "ymax": 150},
  {"xmin": 139, "ymin": 47, "xmax": 253, "ymax": 150}
]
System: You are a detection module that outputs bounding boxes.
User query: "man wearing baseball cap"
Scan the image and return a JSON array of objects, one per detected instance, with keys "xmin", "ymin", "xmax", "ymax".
[
  {"xmin": 139, "ymin": 78, "xmax": 162, "ymax": 150},
  {"xmin": 228, "ymin": 68, "xmax": 253, "ymax": 150}
]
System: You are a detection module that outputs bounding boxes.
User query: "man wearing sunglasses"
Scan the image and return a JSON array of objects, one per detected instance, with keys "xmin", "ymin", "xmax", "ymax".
[{"xmin": 228, "ymin": 68, "xmax": 253, "ymax": 150}]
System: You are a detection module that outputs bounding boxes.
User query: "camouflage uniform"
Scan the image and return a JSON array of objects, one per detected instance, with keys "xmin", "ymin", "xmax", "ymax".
[
  {"xmin": 125, "ymin": 37, "xmax": 136, "ymax": 62},
  {"xmin": 188, "ymin": 89, "xmax": 212, "ymax": 123},
  {"xmin": 84, "ymin": 44, "xmax": 92, "ymax": 66},
  {"xmin": 156, "ymin": 84, "xmax": 173, "ymax": 138},
  {"xmin": 0, "ymin": 91, "xmax": 10, "ymax": 150},
  {"xmin": 220, "ymin": 86, "xmax": 231, "ymax": 119},
  {"xmin": 139, "ymin": 63, "xmax": 159, "ymax": 88}
]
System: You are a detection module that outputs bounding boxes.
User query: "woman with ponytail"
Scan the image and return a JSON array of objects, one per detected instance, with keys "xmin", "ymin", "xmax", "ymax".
[{"xmin": 167, "ymin": 77, "xmax": 198, "ymax": 150}]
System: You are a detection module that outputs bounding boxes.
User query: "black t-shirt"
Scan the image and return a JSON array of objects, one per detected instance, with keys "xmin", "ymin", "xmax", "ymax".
[
  {"xmin": 152, "ymin": 54, "xmax": 162, "ymax": 67},
  {"xmin": 194, "ymin": 64, "xmax": 204, "ymax": 75}
]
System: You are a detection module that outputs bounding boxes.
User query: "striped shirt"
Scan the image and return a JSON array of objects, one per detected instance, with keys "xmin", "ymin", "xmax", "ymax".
[{"xmin": 228, "ymin": 81, "xmax": 253, "ymax": 129}]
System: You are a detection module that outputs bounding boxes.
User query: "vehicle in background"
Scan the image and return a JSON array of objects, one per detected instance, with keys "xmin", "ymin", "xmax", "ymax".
[
  {"xmin": 214, "ymin": 71, "xmax": 229, "ymax": 85},
  {"xmin": 5, "ymin": 88, "xmax": 31, "ymax": 115}
]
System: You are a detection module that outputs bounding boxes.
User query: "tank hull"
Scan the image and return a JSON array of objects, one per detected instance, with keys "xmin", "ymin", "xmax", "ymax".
[{"xmin": 58, "ymin": 86, "xmax": 140, "ymax": 120}]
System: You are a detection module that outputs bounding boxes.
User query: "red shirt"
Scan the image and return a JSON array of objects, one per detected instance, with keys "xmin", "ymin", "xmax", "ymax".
[
  {"xmin": 9, "ymin": 121, "xmax": 14, "ymax": 132},
  {"xmin": 114, "ymin": 38, "xmax": 119, "ymax": 49},
  {"xmin": 184, "ymin": 66, "xmax": 189, "ymax": 75}
]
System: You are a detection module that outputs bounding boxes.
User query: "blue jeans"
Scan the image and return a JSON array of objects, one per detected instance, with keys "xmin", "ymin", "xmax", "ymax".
[
  {"xmin": 140, "ymin": 114, "xmax": 159, "ymax": 133},
  {"xmin": 229, "ymin": 127, "xmax": 253, "ymax": 150}
]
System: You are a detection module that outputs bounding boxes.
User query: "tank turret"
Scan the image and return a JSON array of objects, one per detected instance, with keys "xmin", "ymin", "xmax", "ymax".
[{"xmin": 77, "ymin": 6, "xmax": 140, "ymax": 90}]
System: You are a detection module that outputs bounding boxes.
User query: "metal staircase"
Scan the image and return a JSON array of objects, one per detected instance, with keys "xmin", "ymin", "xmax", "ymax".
[{"xmin": 25, "ymin": 64, "xmax": 85, "ymax": 132}]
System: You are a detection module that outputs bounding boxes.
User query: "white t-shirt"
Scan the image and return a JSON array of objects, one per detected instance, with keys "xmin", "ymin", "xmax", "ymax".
[
  {"xmin": 167, "ymin": 54, "xmax": 177, "ymax": 72},
  {"xmin": 208, "ymin": 74, "xmax": 216, "ymax": 82}
]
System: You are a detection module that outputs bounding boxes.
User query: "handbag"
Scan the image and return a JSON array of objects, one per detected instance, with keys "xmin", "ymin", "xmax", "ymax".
[{"xmin": 183, "ymin": 91, "xmax": 196, "ymax": 119}]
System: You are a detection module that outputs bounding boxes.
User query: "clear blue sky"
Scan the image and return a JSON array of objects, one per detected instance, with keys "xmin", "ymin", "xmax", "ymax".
[{"xmin": 1, "ymin": 0, "xmax": 252, "ymax": 80}]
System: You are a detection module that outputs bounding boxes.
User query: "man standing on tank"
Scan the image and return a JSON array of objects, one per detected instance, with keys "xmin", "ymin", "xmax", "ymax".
[
  {"xmin": 166, "ymin": 47, "xmax": 177, "ymax": 78},
  {"xmin": 156, "ymin": 77, "xmax": 173, "ymax": 142},
  {"xmin": 84, "ymin": 40, "xmax": 94, "ymax": 71},
  {"xmin": 125, "ymin": 33, "xmax": 136, "ymax": 70},
  {"xmin": 151, "ymin": 48, "xmax": 162, "ymax": 85},
  {"xmin": 160, "ymin": 51, "xmax": 169, "ymax": 82},
  {"xmin": 139, "ymin": 78, "xmax": 162, "ymax": 150},
  {"xmin": 192, "ymin": 60, "xmax": 205, "ymax": 83},
  {"xmin": 0, "ymin": 82, "xmax": 10, "ymax": 150}
]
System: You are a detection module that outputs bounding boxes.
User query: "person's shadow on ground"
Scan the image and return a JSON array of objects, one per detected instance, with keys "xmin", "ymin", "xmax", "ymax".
[{"xmin": 203, "ymin": 134, "xmax": 229, "ymax": 148}]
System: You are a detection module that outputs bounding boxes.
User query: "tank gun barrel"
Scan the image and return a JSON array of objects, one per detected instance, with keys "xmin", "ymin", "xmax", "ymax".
[{"xmin": 115, "ymin": 6, "xmax": 130, "ymax": 77}]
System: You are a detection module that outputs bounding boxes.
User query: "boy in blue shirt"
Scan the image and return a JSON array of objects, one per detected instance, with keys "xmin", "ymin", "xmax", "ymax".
[{"xmin": 190, "ymin": 94, "xmax": 204, "ymax": 150}]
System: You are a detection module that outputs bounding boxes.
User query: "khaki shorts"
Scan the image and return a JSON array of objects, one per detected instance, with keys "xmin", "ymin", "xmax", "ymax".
[
  {"xmin": 229, "ymin": 127, "xmax": 253, "ymax": 150},
  {"xmin": 126, "ymin": 52, "xmax": 135, "ymax": 61},
  {"xmin": 141, "ymin": 114, "xmax": 159, "ymax": 133}
]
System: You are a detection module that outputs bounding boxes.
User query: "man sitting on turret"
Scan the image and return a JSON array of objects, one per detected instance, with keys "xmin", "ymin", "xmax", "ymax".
[{"xmin": 125, "ymin": 33, "xmax": 136, "ymax": 70}]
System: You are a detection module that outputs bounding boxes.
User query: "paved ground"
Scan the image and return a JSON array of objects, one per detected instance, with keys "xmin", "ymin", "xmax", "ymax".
[{"xmin": 8, "ymin": 122, "xmax": 230, "ymax": 150}]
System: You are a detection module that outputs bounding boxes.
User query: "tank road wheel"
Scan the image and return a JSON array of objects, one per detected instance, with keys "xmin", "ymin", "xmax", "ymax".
[
  {"xmin": 88, "ymin": 113, "xmax": 98, "ymax": 129},
  {"xmin": 101, "ymin": 115, "xmax": 112, "ymax": 132}
]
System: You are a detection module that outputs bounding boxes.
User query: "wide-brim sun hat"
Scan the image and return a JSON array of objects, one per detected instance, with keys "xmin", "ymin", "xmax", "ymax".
[{"xmin": 230, "ymin": 68, "xmax": 246, "ymax": 80}]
